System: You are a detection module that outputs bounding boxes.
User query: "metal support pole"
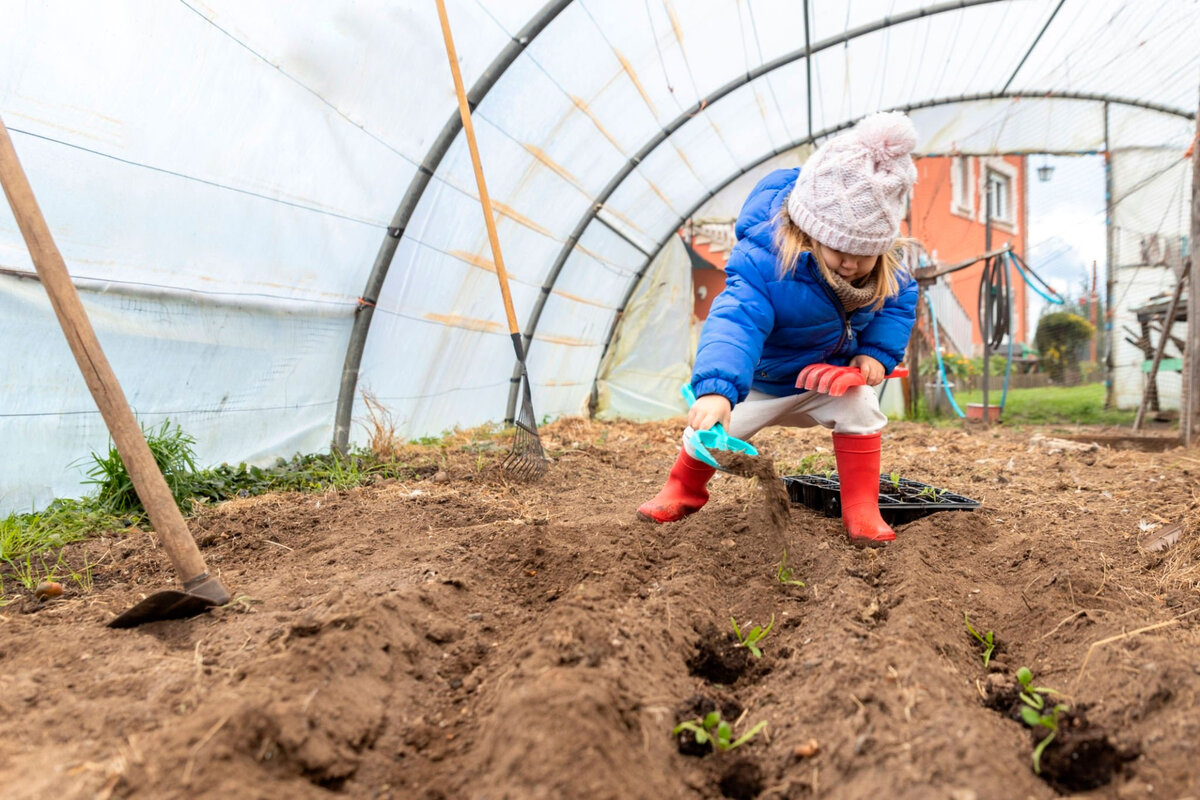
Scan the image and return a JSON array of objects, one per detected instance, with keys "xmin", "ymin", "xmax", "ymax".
[
  {"xmin": 1104, "ymin": 102, "xmax": 1117, "ymax": 409},
  {"xmin": 982, "ymin": 186, "xmax": 992, "ymax": 428}
]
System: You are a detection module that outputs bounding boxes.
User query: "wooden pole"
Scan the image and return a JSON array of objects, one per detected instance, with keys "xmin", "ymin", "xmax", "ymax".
[
  {"xmin": 1185, "ymin": 94, "xmax": 1200, "ymax": 446},
  {"xmin": 0, "ymin": 117, "xmax": 224, "ymax": 598},
  {"xmin": 1134, "ymin": 261, "xmax": 1188, "ymax": 431}
]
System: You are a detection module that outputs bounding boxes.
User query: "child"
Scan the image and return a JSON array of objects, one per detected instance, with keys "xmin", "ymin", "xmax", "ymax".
[{"xmin": 637, "ymin": 111, "xmax": 920, "ymax": 547}]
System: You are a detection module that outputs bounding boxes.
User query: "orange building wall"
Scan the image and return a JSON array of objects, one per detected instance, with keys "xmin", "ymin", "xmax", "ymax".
[{"xmin": 904, "ymin": 155, "xmax": 1030, "ymax": 349}]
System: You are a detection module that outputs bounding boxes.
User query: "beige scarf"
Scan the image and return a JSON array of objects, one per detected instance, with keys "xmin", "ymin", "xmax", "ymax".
[{"xmin": 821, "ymin": 266, "xmax": 879, "ymax": 312}]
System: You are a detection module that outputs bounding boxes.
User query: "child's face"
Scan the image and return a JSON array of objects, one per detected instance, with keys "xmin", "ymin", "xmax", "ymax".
[{"xmin": 818, "ymin": 243, "xmax": 879, "ymax": 281}]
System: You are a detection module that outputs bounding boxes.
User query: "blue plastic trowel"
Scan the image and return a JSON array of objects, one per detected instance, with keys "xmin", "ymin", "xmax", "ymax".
[{"xmin": 681, "ymin": 384, "xmax": 758, "ymax": 470}]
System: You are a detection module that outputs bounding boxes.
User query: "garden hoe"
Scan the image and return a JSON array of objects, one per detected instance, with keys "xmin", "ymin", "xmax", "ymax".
[
  {"xmin": 437, "ymin": 0, "xmax": 547, "ymax": 480},
  {"xmin": 0, "ymin": 116, "xmax": 231, "ymax": 628}
]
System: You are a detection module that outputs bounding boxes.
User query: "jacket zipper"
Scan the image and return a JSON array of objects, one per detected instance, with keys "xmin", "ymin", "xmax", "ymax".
[{"xmin": 809, "ymin": 257, "xmax": 851, "ymax": 359}]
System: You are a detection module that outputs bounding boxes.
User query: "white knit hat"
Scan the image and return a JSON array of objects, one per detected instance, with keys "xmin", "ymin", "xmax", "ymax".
[{"xmin": 786, "ymin": 111, "xmax": 918, "ymax": 256}]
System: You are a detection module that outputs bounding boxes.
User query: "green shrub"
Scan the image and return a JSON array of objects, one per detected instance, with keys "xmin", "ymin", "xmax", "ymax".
[
  {"xmin": 1034, "ymin": 312, "xmax": 1095, "ymax": 380},
  {"xmin": 86, "ymin": 420, "xmax": 198, "ymax": 515}
]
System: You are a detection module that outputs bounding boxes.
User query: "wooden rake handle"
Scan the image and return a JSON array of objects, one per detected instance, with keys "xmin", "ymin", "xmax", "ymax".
[
  {"xmin": 0, "ymin": 116, "xmax": 215, "ymax": 591},
  {"xmin": 435, "ymin": 0, "xmax": 523, "ymax": 349}
]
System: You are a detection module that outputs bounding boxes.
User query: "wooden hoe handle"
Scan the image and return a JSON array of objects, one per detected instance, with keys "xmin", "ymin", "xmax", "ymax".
[{"xmin": 0, "ymin": 116, "xmax": 214, "ymax": 590}]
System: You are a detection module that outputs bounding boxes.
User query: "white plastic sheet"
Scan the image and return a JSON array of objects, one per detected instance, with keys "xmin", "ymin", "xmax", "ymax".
[{"xmin": 2, "ymin": 0, "xmax": 1197, "ymax": 511}]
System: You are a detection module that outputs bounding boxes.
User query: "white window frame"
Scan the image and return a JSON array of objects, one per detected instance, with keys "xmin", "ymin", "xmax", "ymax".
[
  {"xmin": 978, "ymin": 157, "xmax": 1019, "ymax": 232},
  {"xmin": 950, "ymin": 155, "xmax": 974, "ymax": 218}
]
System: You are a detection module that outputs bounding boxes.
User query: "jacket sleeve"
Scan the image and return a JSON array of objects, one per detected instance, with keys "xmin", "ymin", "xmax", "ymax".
[
  {"xmin": 853, "ymin": 274, "xmax": 918, "ymax": 374},
  {"xmin": 690, "ymin": 243, "xmax": 775, "ymax": 408}
]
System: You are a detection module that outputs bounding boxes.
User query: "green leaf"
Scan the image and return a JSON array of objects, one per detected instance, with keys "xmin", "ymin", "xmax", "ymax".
[
  {"xmin": 730, "ymin": 616, "xmax": 742, "ymax": 640},
  {"xmin": 703, "ymin": 711, "xmax": 720, "ymax": 730},
  {"xmin": 747, "ymin": 642, "xmax": 762, "ymax": 659},
  {"xmin": 716, "ymin": 722, "xmax": 732, "ymax": 745},
  {"xmin": 1032, "ymin": 730, "xmax": 1056, "ymax": 774},
  {"xmin": 695, "ymin": 730, "xmax": 709, "ymax": 745},
  {"xmin": 1017, "ymin": 667, "xmax": 1033, "ymax": 687},
  {"xmin": 728, "ymin": 720, "xmax": 768, "ymax": 750},
  {"xmin": 1020, "ymin": 706, "xmax": 1043, "ymax": 727}
]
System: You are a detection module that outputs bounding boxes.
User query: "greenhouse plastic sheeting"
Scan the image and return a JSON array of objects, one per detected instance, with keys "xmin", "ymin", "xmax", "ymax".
[
  {"xmin": 594, "ymin": 236, "xmax": 696, "ymax": 421},
  {"xmin": 2, "ymin": 0, "xmax": 1197, "ymax": 511}
]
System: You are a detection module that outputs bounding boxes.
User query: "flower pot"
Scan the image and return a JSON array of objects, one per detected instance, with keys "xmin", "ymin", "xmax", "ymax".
[{"xmin": 966, "ymin": 403, "xmax": 1001, "ymax": 421}]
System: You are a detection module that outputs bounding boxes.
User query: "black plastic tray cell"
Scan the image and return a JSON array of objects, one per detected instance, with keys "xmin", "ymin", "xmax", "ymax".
[{"xmin": 783, "ymin": 474, "xmax": 980, "ymax": 526}]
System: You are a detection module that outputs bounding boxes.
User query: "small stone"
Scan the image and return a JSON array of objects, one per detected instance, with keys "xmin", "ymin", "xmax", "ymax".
[
  {"xmin": 793, "ymin": 739, "xmax": 820, "ymax": 758},
  {"xmin": 34, "ymin": 581, "xmax": 63, "ymax": 600},
  {"xmin": 432, "ymin": 470, "xmax": 449, "ymax": 483},
  {"xmin": 720, "ymin": 538, "xmax": 736, "ymax": 548},
  {"xmin": 462, "ymin": 674, "xmax": 480, "ymax": 693},
  {"xmin": 466, "ymin": 612, "xmax": 484, "ymax": 622}
]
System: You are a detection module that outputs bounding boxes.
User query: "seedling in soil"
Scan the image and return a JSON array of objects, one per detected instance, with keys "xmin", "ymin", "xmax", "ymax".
[
  {"xmin": 916, "ymin": 485, "xmax": 947, "ymax": 502},
  {"xmin": 888, "ymin": 471, "xmax": 901, "ymax": 489},
  {"xmin": 963, "ymin": 612, "xmax": 996, "ymax": 667},
  {"xmin": 1017, "ymin": 666, "xmax": 1069, "ymax": 774},
  {"xmin": 730, "ymin": 614, "xmax": 775, "ymax": 658},
  {"xmin": 775, "ymin": 550, "xmax": 806, "ymax": 587},
  {"xmin": 673, "ymin": 711, "xmax": 768, "ymax": 753}
]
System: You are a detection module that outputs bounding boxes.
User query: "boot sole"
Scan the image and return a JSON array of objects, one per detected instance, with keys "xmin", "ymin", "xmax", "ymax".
[{"xmin": 848, "ymin": 535, "xmax": 893, "ymax": 548}]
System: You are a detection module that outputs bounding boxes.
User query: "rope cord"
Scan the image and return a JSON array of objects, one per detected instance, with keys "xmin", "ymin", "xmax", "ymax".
[
  {"xmin": 924, "ymin": 288, "xmax": 966, "ymax": 418},
  {"xmin": 1008, "ymin": 250, "xmax": 1066, "ymax": 305}
]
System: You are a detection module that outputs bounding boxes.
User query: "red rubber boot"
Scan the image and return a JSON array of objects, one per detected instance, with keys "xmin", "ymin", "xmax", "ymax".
[
  {"xmin": 637, "ymin": 449, "xmax": 717, "ymax": 523},
  {"xmin": 831, "ymin": 432, "xmax": 896, "ymax": 547}
]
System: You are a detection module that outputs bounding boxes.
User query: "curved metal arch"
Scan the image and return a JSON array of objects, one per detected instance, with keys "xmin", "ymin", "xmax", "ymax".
[
  {"xmin": 585, "ymin": 90, "xmax": 1196, "ymax": 398},
  {"xmin": 578, "ymin": 89, "xmax": 1190, "ymax": 388},
  {"xmin": 331, "ymin": 0, "xmax": 572, "ymax": 453},
  {"xmin": 505, "ymin": 0, "xmax": 1021, "ymax": 420}
]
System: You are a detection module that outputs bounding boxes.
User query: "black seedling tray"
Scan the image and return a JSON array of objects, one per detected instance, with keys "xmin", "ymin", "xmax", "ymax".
[{"xmin": 783, "ymin": 474, "xmax": 980, "ymax": 526}]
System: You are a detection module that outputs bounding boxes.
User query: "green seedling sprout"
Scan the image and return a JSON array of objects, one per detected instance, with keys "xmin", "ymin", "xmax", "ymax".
[
  {"xmin": 963, "ymin": 612, "xmax": 996, "ymax": 667},
  {"xmin": 776, "ymin": 550, "xmax": 805, "ymax": 587},
  {"xmin": 1016, "ymin": 666, "xmax": 1069, "ymax": 774},
  {"xmin": 888, "ymin": 471, "xmax": 901, "ymax": 489},
  {"xmin": 730, "ymin": 614, "xmax": 775, "ymax": 658},
  {"xmin": 673, "ymin": 710, "xmax": 768, "ymax": 753}
]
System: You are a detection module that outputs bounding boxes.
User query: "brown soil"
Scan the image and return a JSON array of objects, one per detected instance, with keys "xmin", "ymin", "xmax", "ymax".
[
  {"xmin": 2, "ymin": 418, "xmax": 1199, "ymax": 800},
  {"xmin": 713, "ymin": 450, "xmax": 791, "ymax": 547}
]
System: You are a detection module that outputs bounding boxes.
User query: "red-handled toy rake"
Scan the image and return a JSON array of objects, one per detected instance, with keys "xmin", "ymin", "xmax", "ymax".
[{"xmin": 796, "ymin": 364, "xmax": 909, "ymax": 396}]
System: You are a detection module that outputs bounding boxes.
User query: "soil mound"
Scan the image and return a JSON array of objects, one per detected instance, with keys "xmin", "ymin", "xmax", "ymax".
[{"xmin": 2, "ymin": 418, "xmax": 1197, "ymax": 799}]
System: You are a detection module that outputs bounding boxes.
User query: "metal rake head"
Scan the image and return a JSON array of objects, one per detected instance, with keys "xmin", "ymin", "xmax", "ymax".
[{"xmin": 502, "ymin": 374, "xmax": 547, "ymax": 480}]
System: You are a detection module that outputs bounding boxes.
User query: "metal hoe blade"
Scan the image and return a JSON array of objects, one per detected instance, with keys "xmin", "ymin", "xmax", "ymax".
[
  {"xmin": 107, "ymin": 573, "xmax": 229, "ymax": 629},
  {"xmin": 502, "ymin": 371, "xmax": 547, "ymax": 480}
]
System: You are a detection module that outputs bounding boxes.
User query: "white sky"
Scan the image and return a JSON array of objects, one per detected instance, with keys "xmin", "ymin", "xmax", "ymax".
[{"xmin": 1024, "ymin": 154, "xmax": 1107, "ymax": 338}]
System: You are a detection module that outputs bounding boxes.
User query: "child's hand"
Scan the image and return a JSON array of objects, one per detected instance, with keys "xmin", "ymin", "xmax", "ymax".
[
  {"xmin": 850, "ymin": 355, "xmax": 886, "ymax": 386},
  {"xmin": 688, "ymin": 393, "xmax": 732, "ymax": 431}
]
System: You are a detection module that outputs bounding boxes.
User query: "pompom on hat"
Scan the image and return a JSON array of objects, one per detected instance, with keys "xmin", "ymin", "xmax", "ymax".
[{"xmin": 786, "ymin": 111, "xmax": 918, "ymax": 257}]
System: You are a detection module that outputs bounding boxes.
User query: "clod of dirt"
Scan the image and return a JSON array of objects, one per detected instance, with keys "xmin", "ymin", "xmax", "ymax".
[
  {"xmin": 718, "ymin": 758, "xmax": 764, "ymax": 800},
  {"xmin": 1037, "ymin": 711, "xmax": 1132, "ymax": 793},
  {"xmin": 688, "ymin": 625, "xmax": 750, "ymax": 685},
  {"xmin": 712, "ymin": 451, "xmax": 790, "ymax": 541}
]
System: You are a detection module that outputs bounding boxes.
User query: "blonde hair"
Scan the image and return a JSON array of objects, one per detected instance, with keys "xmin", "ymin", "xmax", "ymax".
[{"xmin": 773, "ymin": 207, "xmax": 909, "ymax": 311}]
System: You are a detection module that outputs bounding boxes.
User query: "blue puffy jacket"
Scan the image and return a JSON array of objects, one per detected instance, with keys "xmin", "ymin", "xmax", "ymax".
[{"xmin": 691, "ymin": 168, "xmax": 918, "ymax": 408}]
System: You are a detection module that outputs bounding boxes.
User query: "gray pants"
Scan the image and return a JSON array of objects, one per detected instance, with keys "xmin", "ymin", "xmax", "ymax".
[{"xmin": 685, "ymin": 385, "xmax": 886, "ymax": 455}]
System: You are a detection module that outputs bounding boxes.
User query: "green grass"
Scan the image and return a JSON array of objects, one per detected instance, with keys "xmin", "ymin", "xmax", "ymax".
[
  {"xmin": 2, "ymin": 420, "xmax": 442, "ymax": 603},
  {"xmin": 953, "ymin": 382, "xmax": 1134, "ymax": 426}
]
